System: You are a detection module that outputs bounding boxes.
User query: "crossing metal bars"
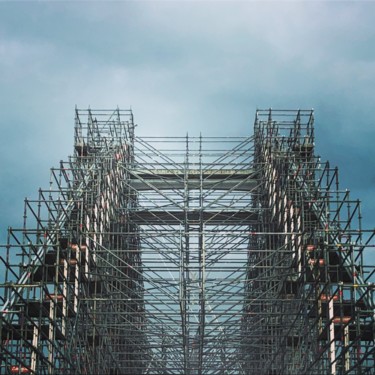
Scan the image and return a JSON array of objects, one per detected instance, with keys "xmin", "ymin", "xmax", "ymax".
[{"xmin": 0, "ymin": 108, "xmax": 374, "ymax": 374}]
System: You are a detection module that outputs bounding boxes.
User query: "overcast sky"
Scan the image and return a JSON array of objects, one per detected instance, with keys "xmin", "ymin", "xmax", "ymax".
[{"xmin": 0, "ymin": 1, "xmax": 374, "ymax": 252}]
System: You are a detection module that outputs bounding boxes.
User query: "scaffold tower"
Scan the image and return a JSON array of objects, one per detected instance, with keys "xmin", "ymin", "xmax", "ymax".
[{"xmin": 0, "ymin": 108, "xmax": 374, "ymax": 375}]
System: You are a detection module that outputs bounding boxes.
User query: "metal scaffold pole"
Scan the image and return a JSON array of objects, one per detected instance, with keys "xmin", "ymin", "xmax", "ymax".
[{"xmin": 0, "ymin": 108, "xmax": 374, "ymax": 374}]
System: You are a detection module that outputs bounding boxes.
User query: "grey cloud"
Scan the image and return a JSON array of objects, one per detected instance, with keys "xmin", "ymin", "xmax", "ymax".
[{"xmin": 0, "ymin": 0, "xmax": 375, "ymax": 241}]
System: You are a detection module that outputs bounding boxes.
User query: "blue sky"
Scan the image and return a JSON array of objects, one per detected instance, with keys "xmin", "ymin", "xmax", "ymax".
[{"xmin": 0, "ymin": 0, "xmax": 374, "ymax": 247}]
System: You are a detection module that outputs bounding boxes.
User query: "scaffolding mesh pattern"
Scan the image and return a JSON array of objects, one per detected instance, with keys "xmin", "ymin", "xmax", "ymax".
[{"xmin": 0, "ymin": 108, "xmax": 374, "ymax": 374}]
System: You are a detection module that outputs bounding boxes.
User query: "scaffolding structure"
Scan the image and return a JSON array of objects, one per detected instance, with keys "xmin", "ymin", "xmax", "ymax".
[
  {"xmin": 243, "ymin": 110, "xmax": 374, "ymax": 375},
  {"xmin": 0, "ymin": 108, "xmax": 374, "ymax": 374}
]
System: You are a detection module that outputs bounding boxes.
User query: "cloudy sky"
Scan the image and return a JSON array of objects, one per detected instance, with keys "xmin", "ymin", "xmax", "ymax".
[{"xmin": 0, "ymin": 1, "xmax": 374, "ymax": 250}]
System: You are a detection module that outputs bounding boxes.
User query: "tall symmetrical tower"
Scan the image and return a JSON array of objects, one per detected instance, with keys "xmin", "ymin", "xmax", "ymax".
[
  {"xmin": 244, "ymin": 110, "xmax": 374, "ymax": 374},
  {"xmin": 0, "ymin": 109, "xmax": 374, "ymax": 374}
]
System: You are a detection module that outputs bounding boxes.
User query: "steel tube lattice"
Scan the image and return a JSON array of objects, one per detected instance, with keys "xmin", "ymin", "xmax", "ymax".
[{"xmin": 0, "ymin": 108, "xmax": 374, "ymax": 374}]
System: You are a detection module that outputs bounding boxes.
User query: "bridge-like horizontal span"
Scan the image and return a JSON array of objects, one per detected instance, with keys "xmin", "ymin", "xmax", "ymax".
[
  {"xmin": 129, "ymin": 210, "xmax": 259, "ymax": 225},
  {"xmin": 128, "ymin": 168, "xmax": 257, "ymax": 191}
]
